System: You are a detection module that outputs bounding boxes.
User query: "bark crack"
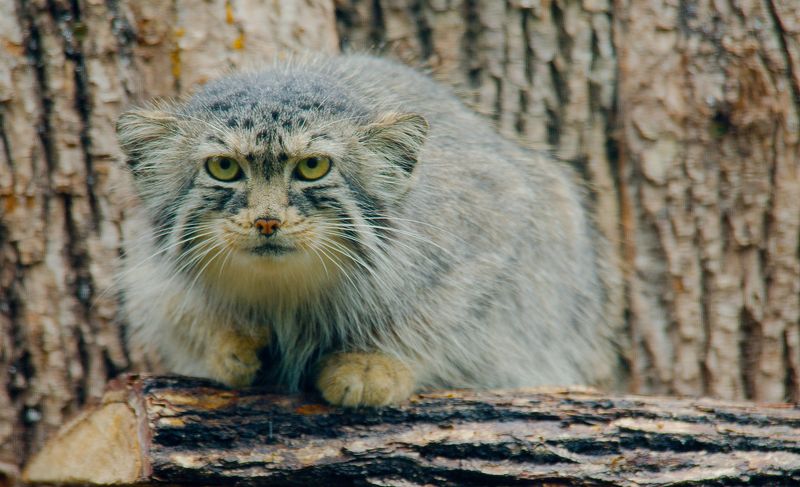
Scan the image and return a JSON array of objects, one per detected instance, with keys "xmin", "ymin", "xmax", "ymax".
[
  {"xmin": 409, "ymin": 0, "xmax": 432, "ymax": 62},
  {"xmin": 17, "ymin": 0, "xmax": 56, "ymax": 186},
  {"xmin": 105, "ymin": 0, "xmax": 136, "ymax": 98},
  {"xmin": 371, "ymin": 0, "xmax": 386, "ymax": 51},
  {"xmin": 462, "ymin": 0, "xmax": 481, "ymax": 90},
  {"xmin": 51, "ymin": 0, "xmax": 101, "ymax": 226},
  {"xmin": 0, "ymin": 111, "xmax": 13, "ymax": 176},
  {"xmin": 766, "ymin": 0, "xmax": 800, "ymax": 130}
]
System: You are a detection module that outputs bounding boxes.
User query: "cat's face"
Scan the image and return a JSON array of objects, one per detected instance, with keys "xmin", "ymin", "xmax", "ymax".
[{"xmin": 116, "ymin": 75, "xmax": 427, "ymax": 295}]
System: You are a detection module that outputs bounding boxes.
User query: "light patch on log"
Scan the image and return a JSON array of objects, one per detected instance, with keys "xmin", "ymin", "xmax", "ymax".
[{"xmin": 23, "ymin": 402, "xmax": 142, "ymax": 484}]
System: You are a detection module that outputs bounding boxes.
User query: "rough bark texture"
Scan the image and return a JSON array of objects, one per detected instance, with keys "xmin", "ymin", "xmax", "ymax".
[
  {"xmin": 2, "ymin": 0, "xmax": 800, "ymax": 483},
  {"xmin": 23, "ymin": 374, "xmax": 800, "ymax": 486},
  {"xmin": 615, "ymin": 0, "xmax": 800, "ymax": 403}
]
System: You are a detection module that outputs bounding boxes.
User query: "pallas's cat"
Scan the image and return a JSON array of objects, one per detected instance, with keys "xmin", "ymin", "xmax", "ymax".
[{"xmin": 116, "ymin": 55, "xmax": 621, "ymax": 406}]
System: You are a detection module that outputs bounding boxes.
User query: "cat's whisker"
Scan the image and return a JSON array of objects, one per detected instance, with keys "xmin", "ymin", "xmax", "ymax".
[
  {"xmin": 315, "ymin": 234, "xmax": 417, "ymax": 286},
  {"xmin": 120, "ymin": 221, "xmax": 218, "ymax": 251},
  {"xmin": 306, "ymin": 244, "xmax": 331, "ymax": 279},
  {"xmin": 320, "ymin": 226, "xmax": 442, "ymax": 268},
  {"xmin": 94, "ymin": 224, "xmax": 221, "ymax": 308},
  {"xmin": 127, "ymin": 228, "xmax": 220, "ymax": 275},
  {"xmin": 355, "ymin": 215, "xmax": 468, "ymax": 245},
  {"xmin": 164, "ymin": 235, "xmax": 223, "ymax": 283},
  {"xmin": 313, "ymin": 236, "xmax": 401, "ymax": 313},
  {"xmin": 315, "ymin": 234, "xmax": 378, "ymax": 279},
  {"xmin": 310, "ymin": 240, "xmax": 367, "ymax": 303},
  {"xmin": 174, "ymin": 238, "xmax": 222, "ymax": 274},
  {"xmin": 175, "ymin": 239, "xmax": 232, "ymax": 318},
  {"xmin": 322, "ymin": 220, "xmax": 457, "ymax": 259},
  {"xmin": 216, "ymin": 240, "xmax": 238, "ymax": 281}
]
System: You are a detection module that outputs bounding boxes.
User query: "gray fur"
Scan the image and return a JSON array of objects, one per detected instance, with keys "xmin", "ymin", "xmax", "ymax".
[{"xmin": 117, "ymin": 55, "xmax": 622, "ymax": 392}]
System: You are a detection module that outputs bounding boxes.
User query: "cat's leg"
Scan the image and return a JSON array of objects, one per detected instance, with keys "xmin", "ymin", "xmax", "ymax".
[
  {"xmin": 204, "ymin": 326, "xmax": 270, "ymax": 387},
  {"xmin": 316, "ymin": 352, "xmax": 415, "ymax": 406}
]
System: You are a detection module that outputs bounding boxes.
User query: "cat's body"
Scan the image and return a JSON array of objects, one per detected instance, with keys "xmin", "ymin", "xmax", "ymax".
[{"xmin": 117, "ymin": 55, "xmax": 622, "ymax": 406}]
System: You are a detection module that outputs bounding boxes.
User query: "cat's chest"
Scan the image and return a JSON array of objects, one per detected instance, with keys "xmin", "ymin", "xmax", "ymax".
[{"xmin": 225, "ymin": 295, "xmax": 332, "ymax": 332}]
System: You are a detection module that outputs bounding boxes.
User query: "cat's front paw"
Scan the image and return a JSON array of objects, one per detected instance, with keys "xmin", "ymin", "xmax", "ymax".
[
  {"xmin": 207, "ymin": 331, "xmax": 267, "ymax": 388},
  {"xmin": 316, "ymin": 352, "xmax": 415, "ymax": 407}
]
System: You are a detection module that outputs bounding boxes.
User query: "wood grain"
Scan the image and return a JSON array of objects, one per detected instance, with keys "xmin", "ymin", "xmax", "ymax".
[{"xmin": 23, "ymin": 374, "xmax": 800, "ymax": 486}]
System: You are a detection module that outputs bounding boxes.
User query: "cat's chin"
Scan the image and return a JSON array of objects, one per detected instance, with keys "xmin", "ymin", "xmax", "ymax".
[
  {"xmin": 200, "ymin": 244, "xmax": 337, "ymax": 302},
  {"xmin": 249, "ymin": 241, "xmax": 296, "ymax": 257}
]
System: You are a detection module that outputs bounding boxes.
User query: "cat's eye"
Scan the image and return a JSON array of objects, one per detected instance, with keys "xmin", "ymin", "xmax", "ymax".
[
  {"xmin": 294, "ymin": 156, "xmax": 331, "ymax": 181},
  {"xmin": 206, "ymin": 156, "xmax": 243, "ymax": 182}
]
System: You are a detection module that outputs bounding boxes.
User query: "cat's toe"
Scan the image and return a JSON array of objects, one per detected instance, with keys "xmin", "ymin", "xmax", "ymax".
[
  {"xmin": 208, "ymin": 333, "xmax": 264, "ymax": 387},
  {"xmin": 316, "ymin": 352, "xmax": 414, "ymax": 407},
  {"xmin": 224, "ymin": 350, "xmax": 261, "ymax": 386}
]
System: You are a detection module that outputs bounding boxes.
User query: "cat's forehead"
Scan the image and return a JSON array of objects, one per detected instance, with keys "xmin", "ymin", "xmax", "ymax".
[
  {"xmin": 185, "ymin": 70, "xmax": 369, "ymax": 127},
  {"xmin": 184, "ymin": 71, "xmax": 369, "ymax": 161},
  {"xmin": 201, "ymin": 126, "xmax": 309, "ymax": 160}
]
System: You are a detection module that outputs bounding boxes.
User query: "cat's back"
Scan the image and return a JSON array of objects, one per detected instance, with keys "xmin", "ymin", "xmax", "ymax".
[{"xmin": 312, "ymin": 55, "xmax": 514, "ymax": 152}]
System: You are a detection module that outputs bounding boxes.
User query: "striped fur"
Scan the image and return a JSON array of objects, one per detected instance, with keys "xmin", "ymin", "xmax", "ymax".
[{"xmin": 116, "ymin": 55, "xmax": 623, "ymax": 400}]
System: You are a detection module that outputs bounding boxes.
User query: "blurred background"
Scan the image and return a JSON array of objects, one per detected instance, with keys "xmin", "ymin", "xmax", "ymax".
[{"xmin": 1, "ymin": 0, "xmax": 799, "ymax": 481}]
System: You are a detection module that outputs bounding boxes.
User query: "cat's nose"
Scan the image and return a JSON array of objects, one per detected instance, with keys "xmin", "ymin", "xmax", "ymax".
[{"xmin": 254, "ymin": 218, "xmax": 282, "ymax": 236}]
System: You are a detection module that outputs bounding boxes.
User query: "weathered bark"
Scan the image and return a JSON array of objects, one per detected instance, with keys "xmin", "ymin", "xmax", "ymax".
[
  {"xmin": 2, "ymin": 0, "xmax": 800, "ymax": 484},
  {"xmin": 614, "ymin": 0, "xmax": 800, "ymax": 403},
  {"xmin": 23, "ymin": 374, "xmax": 800, "ymax": 486}
]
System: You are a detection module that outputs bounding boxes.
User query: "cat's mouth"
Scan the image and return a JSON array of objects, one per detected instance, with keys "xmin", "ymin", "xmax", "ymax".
[{"xmin": 249, "ymin": 241, "xmax": 295, "ymax": 256}]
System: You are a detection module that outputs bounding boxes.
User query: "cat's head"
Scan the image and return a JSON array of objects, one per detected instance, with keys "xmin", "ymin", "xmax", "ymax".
[{"xmin": 116, "ymin": 69, "xmax": 428, "ymax": 295}]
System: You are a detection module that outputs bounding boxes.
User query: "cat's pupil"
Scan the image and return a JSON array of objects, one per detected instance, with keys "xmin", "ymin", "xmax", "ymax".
[
  {"xmin": 306, "ymin": 158, "xmax": 318, "ymax": 168},
  {"xmin": 220, "ymin": 159, "xmax": 231, "ymax": 170}
]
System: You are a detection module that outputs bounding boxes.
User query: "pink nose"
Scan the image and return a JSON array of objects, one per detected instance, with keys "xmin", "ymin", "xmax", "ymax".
[{"xmin": 254, "ymin": 218, "xmax": 281, "ymax": 236}]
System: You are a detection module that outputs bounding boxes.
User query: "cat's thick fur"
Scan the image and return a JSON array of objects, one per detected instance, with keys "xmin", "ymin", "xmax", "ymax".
[{"xmin": 116, "ymin": 55, "xmax": 622, "ymax": 406}]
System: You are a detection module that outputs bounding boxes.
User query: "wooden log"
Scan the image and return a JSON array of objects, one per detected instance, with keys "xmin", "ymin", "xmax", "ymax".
[{"xmin": 22, "ymin": 374, "xmax": 800, "ymax": 486}]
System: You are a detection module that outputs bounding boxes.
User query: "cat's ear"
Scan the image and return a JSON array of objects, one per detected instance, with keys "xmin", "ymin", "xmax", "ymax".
[
  {"xmin": 116, "ymin": 108, "xmax": 179, "ymax": 172},
  {"xmin": 360, "ymin": 112, "xmax": 429, "ymax": 175}
]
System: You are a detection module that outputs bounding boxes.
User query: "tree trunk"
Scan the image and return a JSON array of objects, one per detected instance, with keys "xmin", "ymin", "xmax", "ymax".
[
  {"xmin": 23, "ymin": 374, "xmax": 800, "ymax": 486},
  {"xmin": 615, "ymin": 0, "xmax": 800, "ymax": 403},
  {"xmin": 1, "ymin": 0, "xmax": 799, "ymax": 483}
]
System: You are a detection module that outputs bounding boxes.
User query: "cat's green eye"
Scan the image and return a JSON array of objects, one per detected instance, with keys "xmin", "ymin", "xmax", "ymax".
[
  {"xmin": 206, "ymin": 156, "xmax": 242, "ymax": 182},
  {"xmin": 295, "ymin": 156, "xmax": 331, "ymax": 181}
]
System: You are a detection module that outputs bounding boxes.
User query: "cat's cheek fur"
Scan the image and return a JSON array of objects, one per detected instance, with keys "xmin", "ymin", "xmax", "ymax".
[{"xmin": 316, "ymin": 352, "xmax": 416, "ymax": 407}]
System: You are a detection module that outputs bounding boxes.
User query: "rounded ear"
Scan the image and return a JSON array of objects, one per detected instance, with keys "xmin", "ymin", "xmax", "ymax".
[
  {"xmin": 116, "ymin": 108, "xmax": 179, "ymax": 169},
  {"xmin": 359, "ymin": 112, "xmax": 429, "ymax": 174}
]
